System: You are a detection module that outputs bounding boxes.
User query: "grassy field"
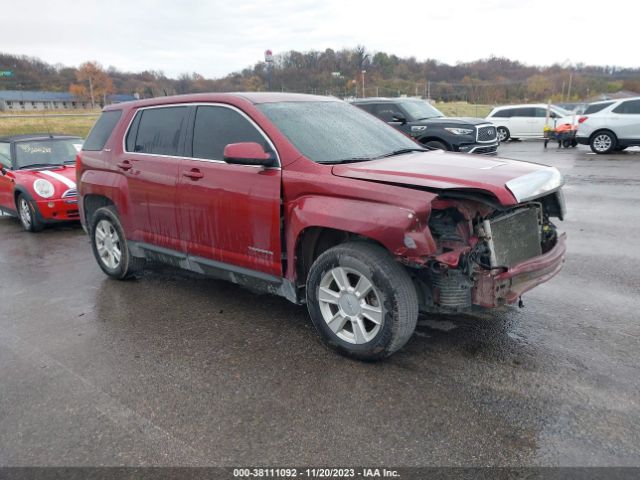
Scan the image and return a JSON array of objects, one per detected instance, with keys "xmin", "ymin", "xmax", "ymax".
[
  {"xmin": 435, "ymin": 102, "xmax": 492, "ymax": 118},
  {"xmin": 0, "ymin": 111, "xmax": 100, "ymax": 137},
  {"xmin": 0, "ymin": 102, "xmax": 493, "ymax": 138}
]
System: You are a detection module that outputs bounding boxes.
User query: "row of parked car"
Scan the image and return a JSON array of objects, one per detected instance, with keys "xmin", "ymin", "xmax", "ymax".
[
  {"xmin": 486, "ymin": 96, "xmax": 640, "ymax": 154},
  {"xmin": 0, "ymin": 92, "xmax": 570, "ymax": 360},
  {"xmin": 348, "ymin": 96, "xmax": 640, "ymax": 155}
]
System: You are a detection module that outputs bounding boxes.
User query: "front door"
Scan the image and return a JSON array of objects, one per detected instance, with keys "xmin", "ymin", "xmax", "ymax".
[
  {"xmin": 0, "ymin": 142, "xmax": 14, "ymax": 210},
  {"xmin": 177, "ymin": 105, "xmax": 282, "ymax": 276}
]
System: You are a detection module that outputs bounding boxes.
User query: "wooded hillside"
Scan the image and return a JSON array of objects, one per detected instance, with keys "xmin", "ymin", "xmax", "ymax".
[{"xmin": 2, "ymin": 47, "xmax": 639, "ymax": 102}]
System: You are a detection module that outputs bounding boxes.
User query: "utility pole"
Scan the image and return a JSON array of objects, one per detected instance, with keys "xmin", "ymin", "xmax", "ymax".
[
  {"xmin": 566, "ymin": 72, "xmax": 573, "ymax": 102},
  {"xmin": 361, "ymin": 70, "xmax": 366, "ymax": 98},
  {"xmin": 264, "ymin": 49, "xmax": 274, "ymax": 91},
  {"xmin": 561, "ymin": 81, "xmax": 566, "ymax": 102},
  {"xmin": 427, "ymin": 81, "xmax": 431, "ymax": 101},
  {"xmin": 88, "ymin": 76, "xmax": 94, "ymax": 109}
]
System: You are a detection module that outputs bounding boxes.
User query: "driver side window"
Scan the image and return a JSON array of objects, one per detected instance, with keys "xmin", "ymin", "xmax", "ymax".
[
  {"xmin": 0, "ymin": 143, "xmax": 12, "ymax": 169},
  {"xmin": 373, "ymin": 104, "xmax": 405, "ymax": 122}
]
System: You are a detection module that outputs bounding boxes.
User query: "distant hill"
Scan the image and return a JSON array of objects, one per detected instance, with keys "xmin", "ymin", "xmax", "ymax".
[{"xmin": 2, "ymin": 49, "xmax": 639, "ymax": 103}]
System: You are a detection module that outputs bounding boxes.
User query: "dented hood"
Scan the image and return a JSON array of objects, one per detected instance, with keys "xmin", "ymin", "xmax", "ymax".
[{"xmin": 331, "ymin": 150, "xmax": 562, "ymax": 206}]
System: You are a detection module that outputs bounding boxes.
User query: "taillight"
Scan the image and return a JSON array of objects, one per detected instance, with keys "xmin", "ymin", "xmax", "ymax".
[
  {"xmin": 578, "ymin": 116, "xmax": 588, "ymax": 124},
  {"xmin": 75, "ymin": 152, "xmax": 82, "ymax": 186}
]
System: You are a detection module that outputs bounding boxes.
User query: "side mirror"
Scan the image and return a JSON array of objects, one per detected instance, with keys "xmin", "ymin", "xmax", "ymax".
[
  {"xmin": 223, "ymin": 142, "xmax": 275, "ymax": 167},
  {"xmin": 391, "ymin": 115, "xmax": 407, "ymax": 125},
  {"xmin": 0, "ymin": 166, "xmax": 7, "ymax": 175}
]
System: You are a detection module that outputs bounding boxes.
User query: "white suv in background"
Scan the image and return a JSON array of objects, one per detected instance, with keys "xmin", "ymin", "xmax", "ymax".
[
  {"xmin": 486, "ymin": 104, "xmax": 576, "ymax": 142},
  {"xmin": 576, "ymin": 97, "xmax": 640, "ymax": 154}
]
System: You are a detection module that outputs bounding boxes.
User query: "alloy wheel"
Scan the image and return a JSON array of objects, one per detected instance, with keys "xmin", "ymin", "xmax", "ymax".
[
  {"xmin": 593, "ymin": 134, "xmax": 612, "ymax": 153},
  {"xmin": 95, "ymin": 219, "xmax": 122, "ymax": 269},
  {"xmin": 317, "ymin": 266, "xmax": 383, "ymax": 344},
  {"xmin": 19, "ymin": 198, "xmax": 32, "ymax": 229}
]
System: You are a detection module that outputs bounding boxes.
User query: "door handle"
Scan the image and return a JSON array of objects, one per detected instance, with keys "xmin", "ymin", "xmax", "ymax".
[
  {"xmin": 116, "ymin": 161, "xmax": 132, "ymax": 171},
  {"xmin": 183, "ymin": 169, "xmax": 204, "ymax": 180}
]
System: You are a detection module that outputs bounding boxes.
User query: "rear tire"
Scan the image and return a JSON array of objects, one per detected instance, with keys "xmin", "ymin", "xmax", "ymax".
[
  {"xmin": 17, "ymin": 194, "xmax": 44, "ymax": 232},
  {"xmin": 90, "ymin": 206, "xmax": 144, "ymax": 279},
  {"xmin": 306, "ymin": 242, "xmax": 419, "ymax": 361},
  {"xmin": 590, "ymin": 131, "xmax": 617, "ymax": 154},
  {"xmin": 497, "ymin": 126, "xmax": 510, "ymax": 142}
]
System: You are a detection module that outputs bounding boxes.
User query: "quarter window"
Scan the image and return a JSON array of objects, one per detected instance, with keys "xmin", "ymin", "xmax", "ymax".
[
  {"xmin": 83, "ymin": 110, "xmax": 122, "ymax": 151},
  {"xmin": 131, "ymin": 107, "xmax": 189, "ymax": 156},
  {"xmin": 192, "ymin": 106, "xmax": 268, "ymax": 160}
]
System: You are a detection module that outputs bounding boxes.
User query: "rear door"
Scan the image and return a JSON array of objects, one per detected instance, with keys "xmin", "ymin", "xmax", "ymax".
[
  {"xmin": 120, "ymin": 106, "xmax": 188, "ymax": 250},
  {"xmin": 610, "ymin": 99, "xmax": 640, "ymax": 141},
  {"xmin": 533, "ymin": 107, "xmax": 552, "ymax": 136},
  {"xmin": 510, "ymin": 108, "xmax": 535, "ymax": 137},
  {"xmin": 177, "ymin": 104, "xmax": 282, "ymax": 276}
]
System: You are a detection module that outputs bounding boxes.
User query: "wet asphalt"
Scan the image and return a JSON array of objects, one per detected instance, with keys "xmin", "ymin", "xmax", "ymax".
[{"xmin": 0, "ymin": 141, "xmax": 639, "ymax": 467}]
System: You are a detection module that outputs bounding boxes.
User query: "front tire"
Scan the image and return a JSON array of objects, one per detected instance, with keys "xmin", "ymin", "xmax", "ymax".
[
  {"xmin": 306, "ymin": 242, "xmax": 418, "ymax": 361},
  {"xmin": 590, "ymin": 131, "xmax": 617, "ymax": 154},
  {"xmin": 423, "ymin": 140, "xmax": 448, "ymax": 151},
  {"xmin": 90, "ymin": 206, "xmax": 144, "ymax": 279},
  {"xmin": 17, "ymin": 194, "xmax": 44, "ymax": 232},
  {"xmin": 497, "ymin": 126, "xmax": 510, "ymax": 142}
]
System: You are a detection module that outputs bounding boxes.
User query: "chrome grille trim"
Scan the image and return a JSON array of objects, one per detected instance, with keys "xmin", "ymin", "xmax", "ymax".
[
  {"xmin": 62, "ymin": 188, "xmax": 77, "ymax": 198},
  {"xmin": 476, "ymin": 124, "xmax": 498, "ymax": 143}
]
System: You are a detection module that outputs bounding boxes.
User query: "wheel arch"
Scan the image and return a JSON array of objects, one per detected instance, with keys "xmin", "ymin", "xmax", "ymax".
[
  {"xmin": 294, "ymin": 226, "xmax": 386, "ymax": 287},
  {"xmin": 83, "ymin": 194, "xmax": 116, "ymax": 233},
  {"xmin": 589, "ymin": 128, "xmax": 618, "ymax": 143},
  {"xmin": 417, "ymin": 136, "xmax": 452, "ymax": 150}
]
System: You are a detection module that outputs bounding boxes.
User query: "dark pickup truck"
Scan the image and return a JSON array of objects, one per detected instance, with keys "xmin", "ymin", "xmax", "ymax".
[{"xmin": 352, "ymin": 97, "xmax": 499, "ymax": 155}]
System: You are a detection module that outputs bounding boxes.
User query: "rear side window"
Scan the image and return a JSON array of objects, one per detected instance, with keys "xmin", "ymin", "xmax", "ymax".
[
  {"xmin": 512, "ymin": 108, "xmax": 535, "ymax": 117},
  {"xmin": 613, "ymin": 99, "xmax": 640, "ymax": 114},
  {"xmin": 584, "ymin": 102, "xmax": 614, "ymax": 114},
  {"xmin": 129, "ymin": 107, "xmax": 189, "ymax": 156},
  {"xmin": 192, "ymin": 106, "xmax": 268, "ymax": 160},
  {"xmin": 83, "ymin": 110, "xmax": 122, "ymax": 151},
  {"xmin": 491, "ymin": 109, "xmax": 513, "ymax": 118}
]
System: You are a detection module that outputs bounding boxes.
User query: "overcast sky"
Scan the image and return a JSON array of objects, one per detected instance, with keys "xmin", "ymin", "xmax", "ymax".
[{"xmin": 3, "ymin": 0, "xmax": 636, "ymax": 78}]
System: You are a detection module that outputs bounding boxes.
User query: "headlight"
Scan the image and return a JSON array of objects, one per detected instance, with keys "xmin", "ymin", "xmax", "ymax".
[
  {"xmin": 444, "ymin": 127, "xmax": 474, "ymax": 135},
  {"xmin": 33, "ymin": 179, "xmax": 55, "ymax": 198},
  {"xmin": 505, "ymin": 168, "xmax": 564, "ymax": 202}
]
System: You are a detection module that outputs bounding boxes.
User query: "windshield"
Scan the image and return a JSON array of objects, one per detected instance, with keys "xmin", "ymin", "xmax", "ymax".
[
  {"xmin": 14, "ymin": 138, "xmax": 83, "ymax": 169},
  {"xmin": 399, "ymin": 100, "xmax": 444, "ymax": 120},
  {"xmin": 258, "ymin": 101, "xmax": 420, "ymax": 164}
]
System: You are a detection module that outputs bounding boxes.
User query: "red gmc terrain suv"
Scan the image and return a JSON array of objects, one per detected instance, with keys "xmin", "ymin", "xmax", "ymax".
[{"xmin": 78, "ymin": 93, "xmax": 566, "ymax": 360}]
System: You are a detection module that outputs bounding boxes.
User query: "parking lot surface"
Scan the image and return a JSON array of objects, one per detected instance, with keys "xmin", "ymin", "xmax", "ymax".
[{"xmin": 1, "ymin": 141, "xmax": 639, "ymax": 466}]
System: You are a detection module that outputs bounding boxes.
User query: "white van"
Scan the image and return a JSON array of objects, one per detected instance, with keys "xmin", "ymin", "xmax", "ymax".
[{"xmin": 486, "ymin": 104, "xmax": 576, "ymax": 141}]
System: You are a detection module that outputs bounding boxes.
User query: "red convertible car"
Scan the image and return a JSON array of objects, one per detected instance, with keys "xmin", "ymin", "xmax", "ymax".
[{"xmin": 0, "ymin": 134, "xmax": 83, "ymax": 232}]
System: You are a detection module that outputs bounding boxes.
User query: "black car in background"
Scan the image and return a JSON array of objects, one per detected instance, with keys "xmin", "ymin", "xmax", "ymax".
[{"xmin": 351, "ymin": 97, "xmax": 499, "ymax": 154}]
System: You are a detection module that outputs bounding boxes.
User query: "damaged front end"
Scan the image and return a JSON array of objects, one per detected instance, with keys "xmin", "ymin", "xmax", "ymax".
[{"xmin": 414, "ymin": 190, "xmax": 566, "ymax": 313}]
